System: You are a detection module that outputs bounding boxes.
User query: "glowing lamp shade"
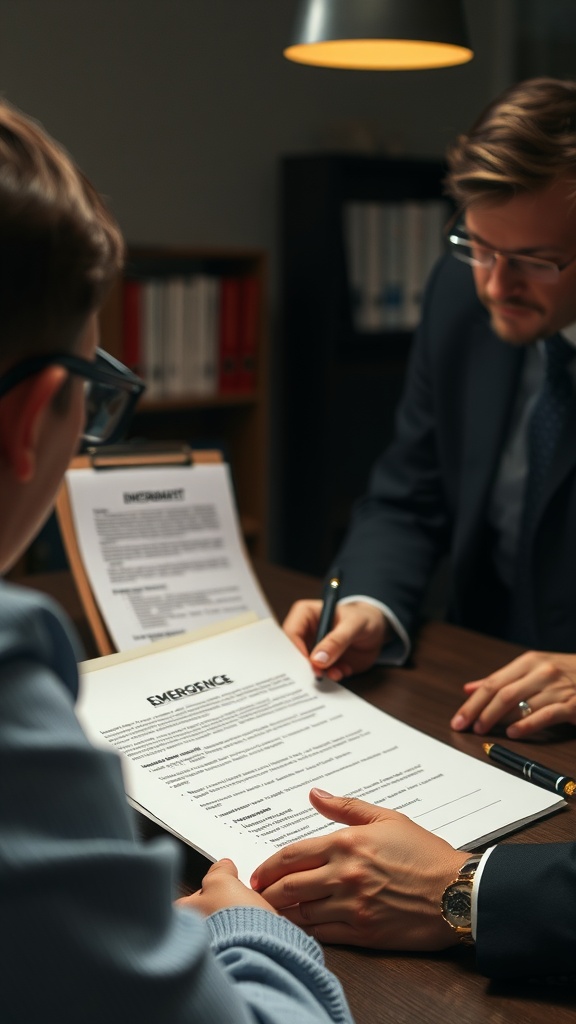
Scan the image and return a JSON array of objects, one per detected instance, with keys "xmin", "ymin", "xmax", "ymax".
[{"xmin": 284, "ymin": 0, "xmax": 473, "ymax": 70}]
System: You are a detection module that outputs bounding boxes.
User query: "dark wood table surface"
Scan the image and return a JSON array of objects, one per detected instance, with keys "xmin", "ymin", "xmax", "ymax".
[{"xmin": 20, "ymin": 561, "xmax": 576, "ymax": 1022}]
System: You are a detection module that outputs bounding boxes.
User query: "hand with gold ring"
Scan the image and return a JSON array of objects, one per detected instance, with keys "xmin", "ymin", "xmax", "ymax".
[{"xmin": 450, "ymin": 650, "xmax": 576, "ymax": 738}]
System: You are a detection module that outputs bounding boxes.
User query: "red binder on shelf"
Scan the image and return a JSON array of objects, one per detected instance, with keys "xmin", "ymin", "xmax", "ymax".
[
  {"xmin": 237, "ymin": 274, "xmax": 260, "ymax": 393},
  {"xmin": 218, "ymin": 276, "xmax": 242, "ymax": 393}
]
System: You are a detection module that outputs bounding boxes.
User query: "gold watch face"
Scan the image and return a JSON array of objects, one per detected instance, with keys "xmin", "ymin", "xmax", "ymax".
[{"xmin": 442, "ymin": 880, "xmax": 472, "ymax": 929}]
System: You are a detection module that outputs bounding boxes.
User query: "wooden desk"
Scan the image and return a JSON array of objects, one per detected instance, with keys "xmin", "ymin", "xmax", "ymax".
[{"xmin": 20, "ymin": 563, "xmax": 576, "ymax": 1022}]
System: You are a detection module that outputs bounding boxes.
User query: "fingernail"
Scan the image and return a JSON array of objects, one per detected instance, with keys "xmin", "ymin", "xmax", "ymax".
[
  {"xmin": 311, "ymin": 788, "xmax": 334, "ymax": 798},
  {"xmin": 473, "ymin": 721, "xmax": 485, "ymax": 734},
  {"xmin": 451, "ymin": 714, "xmax": 466, "ymax": 730},
  {"xmin": 313, "ymin": 650, "xmax": 329, "ymax": 664},
  {"xmin": 507, "ymin": 725, "xmax": 520, "ymax": 739}
]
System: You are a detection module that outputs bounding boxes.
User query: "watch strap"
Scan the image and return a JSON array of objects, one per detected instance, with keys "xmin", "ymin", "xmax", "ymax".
[
  {"xmin": 441, "ymin": 855, "xmax": 482, "ymax": 946},
  {"xmin": 458, "ymin": 855, "xmax": 482, "ymax": 881}
]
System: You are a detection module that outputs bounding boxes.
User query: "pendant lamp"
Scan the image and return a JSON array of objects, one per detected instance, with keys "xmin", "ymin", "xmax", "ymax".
[{"xmin": 284, "ymin": 0, "xmax": 473, "ymax": 70}]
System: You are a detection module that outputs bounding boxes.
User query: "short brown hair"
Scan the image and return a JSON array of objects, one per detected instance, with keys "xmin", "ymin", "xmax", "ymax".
[
  {"xmin": 445, "ymin": 77, "xmax": 576, "ymax": 208},
  {"xmin": 0, "ymin": 100, "xmax": 124, "ymax": 365}
]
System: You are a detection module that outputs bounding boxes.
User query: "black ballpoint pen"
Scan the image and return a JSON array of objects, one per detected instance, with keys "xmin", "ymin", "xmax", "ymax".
[
  {"xmin": 483, "ymin": 742, "xmax": 576, "ymax": 797},
  {"xmin": 315, "ymin": 570, "xmax": 342, "ymax": 648}
]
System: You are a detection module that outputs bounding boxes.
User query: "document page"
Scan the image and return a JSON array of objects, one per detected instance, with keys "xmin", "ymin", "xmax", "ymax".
[
  {"xmin": 65, "ymin": 463, "xmax": 270, "ymax": 651},
  {"xmin": 78, "ymin": 618, "xmax": 563, "ymax": 883}
]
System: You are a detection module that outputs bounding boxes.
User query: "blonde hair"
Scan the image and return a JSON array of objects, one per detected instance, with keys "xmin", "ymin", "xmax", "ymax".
[{"xmin": 445, "ymin": 77, "xmax": 576, "ymax": 207}]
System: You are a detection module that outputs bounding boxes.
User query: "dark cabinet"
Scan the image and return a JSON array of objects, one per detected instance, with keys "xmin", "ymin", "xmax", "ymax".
[{"xmin": 278, "ymin": 154, "xmax": 448, "ymax": 574}]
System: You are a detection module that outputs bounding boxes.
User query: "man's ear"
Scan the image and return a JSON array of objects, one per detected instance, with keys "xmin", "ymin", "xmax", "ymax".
[{"xmin": 0, "ymin": 366, "xmax": 69, "ymax": 482}]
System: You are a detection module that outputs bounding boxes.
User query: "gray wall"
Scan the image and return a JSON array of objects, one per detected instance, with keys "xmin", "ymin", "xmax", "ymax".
[
  {"xmin": 0, "ymin": 0, "xmax": 517, "ymax": 558},
  {"xmin": 0, "ymin": 0, "xmax": 515, "ymax": 269}
]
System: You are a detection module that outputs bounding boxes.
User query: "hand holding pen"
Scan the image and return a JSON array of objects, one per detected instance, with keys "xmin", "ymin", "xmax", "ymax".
[
  {"xmin": 312, "ymin": 571, "xmax": 342, "ymax": 679},
  {"xmin": 282, "ymin": 571, "xmax": 388, "ymax": 682}
]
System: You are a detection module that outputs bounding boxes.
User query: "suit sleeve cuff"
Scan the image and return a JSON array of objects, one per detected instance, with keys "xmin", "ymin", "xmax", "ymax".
[
  {"xmin": 471, "ymin": 847, "xmax": 495, "ymax": 940},
  {"xmin": 337, "ymin": 595, "xmax": 411, "ymax": 665}
]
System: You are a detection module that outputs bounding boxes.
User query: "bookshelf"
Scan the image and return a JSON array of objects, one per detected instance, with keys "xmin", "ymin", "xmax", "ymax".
[
  {"xmin": 98, "ymin": 246, "xmax": 270, "ymax": 559},
  {"xmin": 277, "ymin": 154, "xmax": 448, "ymax": 575}
]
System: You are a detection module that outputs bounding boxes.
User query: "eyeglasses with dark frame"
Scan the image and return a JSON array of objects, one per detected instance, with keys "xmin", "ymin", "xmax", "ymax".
[
  {"xmin": 0, "ymin": 347, "xmax": 145, "ymax": 446},
  {"xmin": 446, "ymin": 223, "xmax": 576, "ymax": 282}
]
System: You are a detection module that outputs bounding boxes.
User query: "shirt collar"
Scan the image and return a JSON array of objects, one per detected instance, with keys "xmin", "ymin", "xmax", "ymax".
[{"xmin": 560, "ymin": 321, "xmax": 576, "ymax": 348}]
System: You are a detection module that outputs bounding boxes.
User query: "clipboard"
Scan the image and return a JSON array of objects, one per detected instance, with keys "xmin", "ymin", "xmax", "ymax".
[{"xmin": 55, "ymin": 442, "xmax": 223, "ymax": 657}]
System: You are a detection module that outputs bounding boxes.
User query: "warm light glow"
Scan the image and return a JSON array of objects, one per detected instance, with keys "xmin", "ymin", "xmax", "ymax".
[{"xmin": 284, "ymin": 39, "xmax": 473, "ymax": 70}]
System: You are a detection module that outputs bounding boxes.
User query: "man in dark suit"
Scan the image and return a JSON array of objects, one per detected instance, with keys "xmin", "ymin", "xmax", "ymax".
[
  {"xmin": 285, "ymin": 77, "xmax": 576, "ymax": 741},
  {"xmin": 260, "ymin": 78, "xmax": 576, "ymax": 979}
]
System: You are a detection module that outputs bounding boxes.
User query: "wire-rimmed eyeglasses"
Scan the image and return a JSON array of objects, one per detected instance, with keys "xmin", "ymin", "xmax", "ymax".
[
  {"xmin": 0, "ymin": 347, "xmax": 145, "ymax": 445},
  {"xmin": 446, "ymin": 224, "xmax": 576, "ymax": 282}
]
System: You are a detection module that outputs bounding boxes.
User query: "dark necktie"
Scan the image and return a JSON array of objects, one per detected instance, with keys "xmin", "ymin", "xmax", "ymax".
[{"xmin": 508, "ymin": 334, "xmax": 575, "ymax": 646}]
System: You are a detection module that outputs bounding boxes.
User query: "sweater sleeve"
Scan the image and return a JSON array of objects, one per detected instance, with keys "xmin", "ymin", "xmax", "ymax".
[{"xmin": 0, "ymin": 583, "xmax": 353, "ymax": 1024}]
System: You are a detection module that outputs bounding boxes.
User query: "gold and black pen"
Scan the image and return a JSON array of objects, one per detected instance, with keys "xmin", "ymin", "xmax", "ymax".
[{"xmin": 483, "ymin": 742, "xmax": 576, "ymax": 797}]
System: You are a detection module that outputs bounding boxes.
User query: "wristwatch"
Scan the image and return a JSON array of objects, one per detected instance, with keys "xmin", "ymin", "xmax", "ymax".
[{"xmin": 440, "ymin": 855, "xmax": 482, "ymax": 946}]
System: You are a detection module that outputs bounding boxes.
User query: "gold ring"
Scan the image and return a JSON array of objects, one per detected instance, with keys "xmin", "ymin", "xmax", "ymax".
[{"xmin": 518, "ymin": 700, "xmax": 532, "ymax": 718}]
